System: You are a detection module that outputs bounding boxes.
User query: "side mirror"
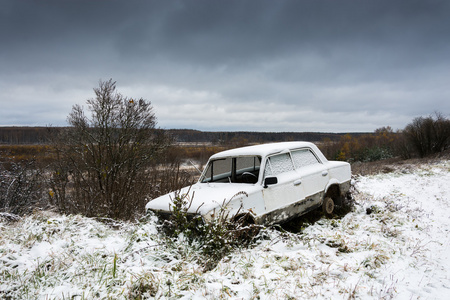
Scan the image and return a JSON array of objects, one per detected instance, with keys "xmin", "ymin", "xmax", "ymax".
[{"xmin": 264, "ymin": 177, "xmax": 278, "ymax": 188}]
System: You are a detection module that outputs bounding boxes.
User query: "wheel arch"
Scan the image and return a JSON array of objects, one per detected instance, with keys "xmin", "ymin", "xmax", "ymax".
[
  {"xmin": 232, "ymin": 212, "xmax": 256, "ymax": 225},
  {"xmin": 324, "ymin": 180, "xmax": 342, "ymax": 206}
]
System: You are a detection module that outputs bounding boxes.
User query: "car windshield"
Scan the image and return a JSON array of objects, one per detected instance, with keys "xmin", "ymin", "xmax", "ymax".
[{"xmin": 201, "ymin": 156, "xmax": 261, "ymax": 184}]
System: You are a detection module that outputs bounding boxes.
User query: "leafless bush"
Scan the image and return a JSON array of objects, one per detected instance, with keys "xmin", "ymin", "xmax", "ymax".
[
  {"xmin": 146, "ymin": 161, "xmax": 195, "ymax": 200},
  {"xmin": 47, "ymin": 79, "xmax": 172, "ymax": 220},
  {"xmin": 403, "ymin": 112, "xmax": 450, "ymax": 158},
  {"xmin": 0, "ymin": 159, "xmax": 46, "ymax": 216}
]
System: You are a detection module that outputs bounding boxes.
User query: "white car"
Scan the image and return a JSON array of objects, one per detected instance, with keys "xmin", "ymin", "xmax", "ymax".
[{"xmin": 146, "ymin": 142, "xmax": 351, "ymax": 225}]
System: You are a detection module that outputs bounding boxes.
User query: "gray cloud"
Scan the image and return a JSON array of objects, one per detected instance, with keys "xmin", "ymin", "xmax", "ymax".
[{"xmin": 1, "ymin": 0, "xmax": 449, "ymax": 131}]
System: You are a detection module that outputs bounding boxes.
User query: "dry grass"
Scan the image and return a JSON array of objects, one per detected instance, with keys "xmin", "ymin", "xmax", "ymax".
[
  {"xmin": 0, "ymin": 144, "xmax": 54, "ymax": 166},
  {"xmin": 351, "ymin": 149, "xmax": 450, "ymax": 176}
]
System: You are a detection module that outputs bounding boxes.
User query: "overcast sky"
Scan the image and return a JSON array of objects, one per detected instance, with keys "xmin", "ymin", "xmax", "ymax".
[{"xmin": 1, "ymin": 0, "xmax": 449, "ymax": 132}]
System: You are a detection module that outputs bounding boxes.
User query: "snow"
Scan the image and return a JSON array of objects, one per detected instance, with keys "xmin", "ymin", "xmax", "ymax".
[
  {"xmin": 1, "ymin": 160, "xmax": 449, "ymax": 299},
  {"xmin": 357, "ymin": 162, "xmax": 450, "ymax": 298},
  {"xmin": 209, "ymin": 142, "xmax": 325, "ymax": 161}
]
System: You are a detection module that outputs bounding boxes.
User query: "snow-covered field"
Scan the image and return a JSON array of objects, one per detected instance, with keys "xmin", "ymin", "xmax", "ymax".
[{"xmin": 1, "ymin": 160, "xmax": 449, "ymax": 299}]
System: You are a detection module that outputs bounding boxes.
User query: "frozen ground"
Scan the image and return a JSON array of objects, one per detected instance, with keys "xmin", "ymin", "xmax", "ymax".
[{"xmin": 1, "ymin": 160, "xmax": 449, "ymax": 299}]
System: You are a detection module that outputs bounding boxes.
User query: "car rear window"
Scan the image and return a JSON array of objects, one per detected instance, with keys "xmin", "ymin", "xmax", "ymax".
[
  {"xmin": 264, "ymin": 153, "xmax": 294, "ymax": 177},
  {"xmin": 291, "ymin": 149, "xmax": 320, "ymax": 169}
]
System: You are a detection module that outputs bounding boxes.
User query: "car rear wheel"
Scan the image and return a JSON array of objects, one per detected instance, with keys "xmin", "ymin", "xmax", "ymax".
[{"xmin": 322, "ymin": 197, "xmax": 334, "ymax": 215}]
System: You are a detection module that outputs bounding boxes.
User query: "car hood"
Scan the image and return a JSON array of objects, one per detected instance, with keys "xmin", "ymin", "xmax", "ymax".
[{"xmin": 145, "ymin": 182, "xmax": 261, "ymax": 215}]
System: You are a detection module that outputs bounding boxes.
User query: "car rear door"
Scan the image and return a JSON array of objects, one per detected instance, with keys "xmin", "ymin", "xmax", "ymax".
[{"xmin": 291, "ymin": 148, "xmax": 328, "ymax": 208}]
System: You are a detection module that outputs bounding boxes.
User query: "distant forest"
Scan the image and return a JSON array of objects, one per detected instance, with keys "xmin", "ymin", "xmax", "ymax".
[
  {"xmin": 0, "ymin": 127, "xmax": 369, "ymax": 145},
  {"xmin": 166, "ymin": 129, "xmax": 368, "ymax": 144}
]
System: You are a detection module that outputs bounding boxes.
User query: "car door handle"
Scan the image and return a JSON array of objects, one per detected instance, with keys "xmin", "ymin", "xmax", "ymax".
[
  {"xmin": 322, "ymin": 171, "xmax": 328, "ymax": 176},
  {"xmin": 294, "ymin": 179, "xmax": 302, "ymax": 186}
]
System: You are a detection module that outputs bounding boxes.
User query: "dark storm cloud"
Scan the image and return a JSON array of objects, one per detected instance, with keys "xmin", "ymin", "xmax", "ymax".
[{"xmin": 1, "ymin": 0, "xmax": 449, "ymax": 131}]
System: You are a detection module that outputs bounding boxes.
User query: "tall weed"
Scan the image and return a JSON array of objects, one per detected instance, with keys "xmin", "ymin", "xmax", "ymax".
[{"xmin": 156, "ymin": 190, "xmax": 262, "ymax": 271}]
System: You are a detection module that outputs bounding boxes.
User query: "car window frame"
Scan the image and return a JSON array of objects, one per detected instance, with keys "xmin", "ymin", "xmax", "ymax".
[
  {"xmin": 200, "ymin": 155, "xmax": 262, "ymax": 184},
  {"xmin": 290, "ymin": 147, "xmax": 322, "ymax": 170},
  {"xmin": 263, "ymin": 151, "xmax": 295, "ymax": 178},
  {"xmin": 262, "ymin": 147, "xmax": 323, "ymax": 183}
]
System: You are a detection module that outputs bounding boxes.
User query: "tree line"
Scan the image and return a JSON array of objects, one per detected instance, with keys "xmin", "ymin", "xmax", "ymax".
[
  {"xmin": 0, "ymin": 127, "xmax": 364, "ymax": 146},
  {"xmin": 320, "ymin": 112, "xmax": 450, "ymax": 162}
]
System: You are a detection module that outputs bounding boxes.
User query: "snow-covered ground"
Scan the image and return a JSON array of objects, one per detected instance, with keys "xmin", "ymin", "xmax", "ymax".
[{"xmin": 1, "ymin": 160, "xmax": 449, "ymax": 299}]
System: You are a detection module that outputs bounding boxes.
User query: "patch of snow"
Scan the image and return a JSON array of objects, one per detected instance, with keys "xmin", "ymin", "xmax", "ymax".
[{"xmin": 0, "ymin": 161, "xmax": 449, "ymax": 299}]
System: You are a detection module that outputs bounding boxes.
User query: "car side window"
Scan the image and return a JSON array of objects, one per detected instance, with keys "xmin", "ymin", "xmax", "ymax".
[
  {"xmin": 202, "ymin": 158, "xmax": 232, "ymax": 182},
  {"xmin": 236, "ymin": 156, "xmax": 260, "ymax": 174},
  {"xmin": 264, "ymin": 153, "xmax": 294, "ymax": 177},
  {"xmin": 291, "ymin": 149, "xmax": 320, "ymax": 169},
  {"xmin": 202, "ymin": 156, "xmax": 261, "ymax": 183}
]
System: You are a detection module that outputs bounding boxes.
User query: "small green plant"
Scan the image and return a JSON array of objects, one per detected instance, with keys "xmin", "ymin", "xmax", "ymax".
[
  {"xmin": 158, "ymin": 189, "xmax": 262, "ymax": 271},
  {"xmin": 129, "ymin": 272, "xmax": 159, "ymax": 299},
  {"xmin": 112, "ymin": 253, "xmax": 118, "ymax": 278}
]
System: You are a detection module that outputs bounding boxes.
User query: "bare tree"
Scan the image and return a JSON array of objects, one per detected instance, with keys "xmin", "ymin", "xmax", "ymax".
[
  {"xmin": 48, "ymin": 79, "xmax": 171, "ymax": 219},
  {"xmin": 403, "ymin": 112, "xmax": 450, "ymax": 158}
]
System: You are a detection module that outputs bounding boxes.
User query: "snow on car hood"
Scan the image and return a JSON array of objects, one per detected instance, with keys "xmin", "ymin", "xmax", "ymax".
[{"xmin": 145, "ymin": 182, "xmax": 261, "ymax": 216}]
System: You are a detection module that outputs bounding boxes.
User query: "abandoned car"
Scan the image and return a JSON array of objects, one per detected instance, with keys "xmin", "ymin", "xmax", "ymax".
[{"xmin": 146, "ymin": 141, "xmax": 351, "ymax": 225}]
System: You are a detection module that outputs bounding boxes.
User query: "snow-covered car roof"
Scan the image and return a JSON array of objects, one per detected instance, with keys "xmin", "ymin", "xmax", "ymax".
[{"xmin": 209, "ymin": 141, "xmax": 328, "ymax": 162}]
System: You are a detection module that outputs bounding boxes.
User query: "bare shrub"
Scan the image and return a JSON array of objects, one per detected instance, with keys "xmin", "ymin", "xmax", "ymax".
[
  {"xmin": 146, "ymin": 161, "xmax": 195, "ymax": 200},
  {"xmin": 0, "ymin": 159, "xmax": 46, "ymax": 216},
  {"xmin": 47, "ymin": 79, "xmax": 171, "ymax": 220},
  {"xmin": 403, "ymin": 112, "xmax": 450, "ymax": 158}
]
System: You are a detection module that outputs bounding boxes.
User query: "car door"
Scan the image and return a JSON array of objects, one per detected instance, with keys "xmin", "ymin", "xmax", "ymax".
[
  {"xmin": 262, "ymin": 152, "xmax": 305, "ymax": 212},
  {"xmin": 291, "ymin": 148, "xmax": 329, "ymax": 208}
]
